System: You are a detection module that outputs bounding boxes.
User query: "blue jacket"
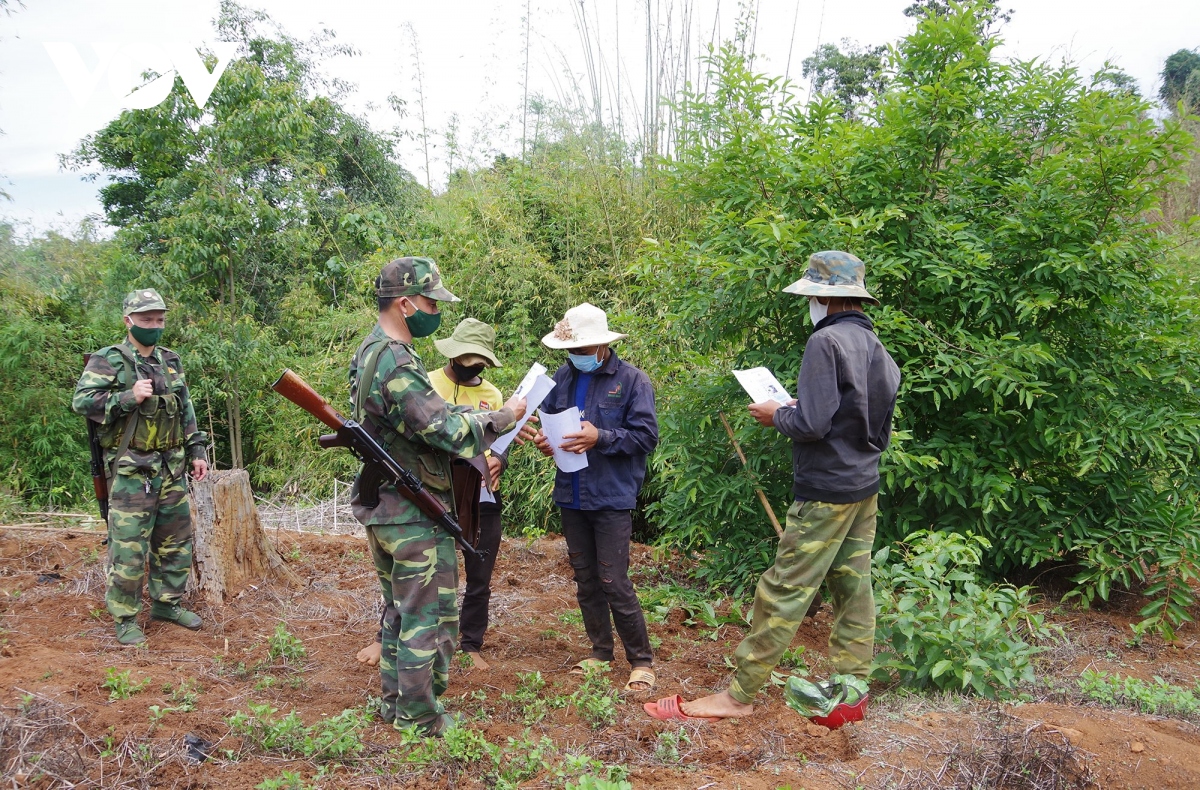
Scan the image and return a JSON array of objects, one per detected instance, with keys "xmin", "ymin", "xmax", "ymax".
[{"xmin": 544, "ymin": 351, "xmax": 658, "ymax": 510}]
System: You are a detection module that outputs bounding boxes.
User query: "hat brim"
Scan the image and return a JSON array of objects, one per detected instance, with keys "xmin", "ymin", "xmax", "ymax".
[
  {"xmin": 434, "ymin": 337, "xmax": 501, "ymax": 367},
  {"xmin": 783, "ymin": 279, "xmax": 879, "ymax": 306},
  {"xmin": 541, "ymin": 330, "xmax": 627, "ymax": 349},
  {"xmin": 427, "ymin": 285, "xmax": 461, "ymax": 303}
]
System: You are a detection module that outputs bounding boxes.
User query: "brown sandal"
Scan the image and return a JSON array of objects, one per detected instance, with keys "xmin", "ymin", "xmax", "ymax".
[{"xmin": 624, "ymin": 667, "xmax": 656, "ymax": 692}]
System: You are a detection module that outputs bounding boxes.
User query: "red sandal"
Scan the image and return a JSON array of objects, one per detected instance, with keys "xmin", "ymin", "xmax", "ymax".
[{"xmin": 643, "ymin": 695, "xmax": 722, "ymax": 722}]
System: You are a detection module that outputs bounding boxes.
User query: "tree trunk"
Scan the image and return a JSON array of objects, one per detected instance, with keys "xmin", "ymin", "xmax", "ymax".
[{"xmin": 189, "ymin": 469, "xmax": 300, "ymax": 603}]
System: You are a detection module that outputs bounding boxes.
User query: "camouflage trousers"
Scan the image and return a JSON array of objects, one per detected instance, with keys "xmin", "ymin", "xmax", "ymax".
[
  {"xmin": 366, "ymin": 521, "xmax": 458, "ymax": 733},
  {"xmin": 729, "ymin": 495, "xmax": 878, "ymax": 704},
  {"xmin": 106, "ymin": 470, "xmax": 193, "ymax": 622}
]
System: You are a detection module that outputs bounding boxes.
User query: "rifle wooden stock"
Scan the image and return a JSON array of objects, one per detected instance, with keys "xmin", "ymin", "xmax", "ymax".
[
  {"xmin": 82, "ymin": 353, "xmax": 110, "ymax": 524},
  {"xmin": 271, "ymin": 369, "xmax": 345, "ymax": 430},
  {"xmin": 271, "ymin": 369, "xmax": 486, "ymax": 560}
]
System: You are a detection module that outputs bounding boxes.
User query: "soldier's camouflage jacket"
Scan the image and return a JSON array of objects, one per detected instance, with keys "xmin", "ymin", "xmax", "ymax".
[
  {"xmin": 349, "ymin": 324, "xmax": 515, "ymax": 527},
  {"xmin": 72, "ymin": 340, "xmax": 208, "ymax": 481}
]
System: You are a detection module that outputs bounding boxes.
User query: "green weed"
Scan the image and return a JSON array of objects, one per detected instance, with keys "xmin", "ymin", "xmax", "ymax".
[
  {"xmin": 102, "ymin": 668, "xmax": 151, "ymax": 701},
  {"xmin": 570, "ymin": 664, "xmax": 618, "ymax": 729},
  {"xmin": 267, "ymin": 623, "xmax": 307, "ymax": 663},
  {"xmin": 226, "ymin": 703, "xmax": 369, "ymax": 761},
  {"xmin": 653, "ymin": 727, "xmax": 691, "ymax": 763},
  {"xmin": 256, "ymin": 772, "xmax": 312, "ymax": 790},
  {"xmin": 1078, "ymin": 669, "xmax": 1200, "ymax": 719}
]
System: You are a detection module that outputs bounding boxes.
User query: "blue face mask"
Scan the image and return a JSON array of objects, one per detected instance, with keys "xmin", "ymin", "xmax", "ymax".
[{"xmin": 569, "ymin": 352, "xmax": 603, "ymax": 372}]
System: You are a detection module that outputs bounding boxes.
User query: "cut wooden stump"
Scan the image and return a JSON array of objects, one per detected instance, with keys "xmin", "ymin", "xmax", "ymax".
[{"xmin": 189, "ymin": 469, "xmax": 301, "ymax": 603}]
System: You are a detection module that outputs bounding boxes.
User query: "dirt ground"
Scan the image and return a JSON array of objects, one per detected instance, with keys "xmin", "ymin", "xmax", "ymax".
[{"xmin": 1, "ymin": 526, "xmax": 1199, "ymax": 789}]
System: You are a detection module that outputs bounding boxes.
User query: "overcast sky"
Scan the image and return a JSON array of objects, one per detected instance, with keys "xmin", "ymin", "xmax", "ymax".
[{"xmin": 1, "ymin": 0, "xmax": 1197, "ymax": 234}]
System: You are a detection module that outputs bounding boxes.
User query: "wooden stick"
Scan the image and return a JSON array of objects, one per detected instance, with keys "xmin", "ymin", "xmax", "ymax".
[
  {"xmin": 0, "ymin": 524, "xmax": 105, "ymax": 534},
  {"xmin": 19, "ymin": 512, "xmax": 94, "ymax": 519},
  {"xmin": 719, "ymin": 412, "xmax": 784, "ymax": 539}
]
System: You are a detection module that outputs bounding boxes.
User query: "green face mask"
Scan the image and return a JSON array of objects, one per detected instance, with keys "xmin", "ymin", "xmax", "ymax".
[
  {"xmin": 403, "ymin": 299, "xmax": 442, "ymax": 339},
  {"xmin": 129, "ymin": 324, "xmax": 164, "ymax": 347}
]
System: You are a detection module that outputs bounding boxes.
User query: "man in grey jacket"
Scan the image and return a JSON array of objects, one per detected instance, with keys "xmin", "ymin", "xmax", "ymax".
[{"xmin": 657, "ymin": 250, "xmax": 900, "ymax": 721}]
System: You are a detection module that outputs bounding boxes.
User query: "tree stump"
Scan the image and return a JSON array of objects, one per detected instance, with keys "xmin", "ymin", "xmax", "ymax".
[{"xmin": 189, "ymin": 469, "xmax": 301, "ymax": 603}]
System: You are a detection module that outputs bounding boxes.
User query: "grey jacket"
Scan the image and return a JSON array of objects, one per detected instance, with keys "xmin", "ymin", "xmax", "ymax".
[{"xmin": 772, "ymin": 311, "xmax": 901, "ymax": 504}]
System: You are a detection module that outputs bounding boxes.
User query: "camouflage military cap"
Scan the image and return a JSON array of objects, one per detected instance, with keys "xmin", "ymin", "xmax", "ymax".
[
  {"xmin": 375, "ymin": 257, "xmax": 460, "ymax": 302},
  {"xmin": 782, "ymin": 251, "xmax": 880, "ymax": 305},
  {"xmin": 122, "ymin": 288, "xmax": 168, "ymax": 315}
]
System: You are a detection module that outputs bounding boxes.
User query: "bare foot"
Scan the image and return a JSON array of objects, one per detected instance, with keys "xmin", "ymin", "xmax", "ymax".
[
  {"xmin": 356, "ymin": 641, "xmax": 381, "ymax": 667},
  {"xmin": 464, "ymin": 651, "xmax": 490, "ymax": 670},
  {"xmin": 682, "ymin": 690, "xmax": 755, "ymax": 719}
]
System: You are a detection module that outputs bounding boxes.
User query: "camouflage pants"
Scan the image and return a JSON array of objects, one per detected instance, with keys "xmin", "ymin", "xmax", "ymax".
[
  {"xmin": 729, "ymin": 496, "xmax": 878, "ymax": 704},
  {"xmin": 106, "ymin": 470, "xmax": 193, "ymax": 622},
  {"xmin": 366, "ymin": 521, "xmax": 458, "ymax": 732}
]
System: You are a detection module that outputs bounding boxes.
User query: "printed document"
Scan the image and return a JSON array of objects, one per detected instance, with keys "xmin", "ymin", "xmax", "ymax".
[
  {"xmin": 491, "ymin": 363, "xmax": 555, "ymax": 456},
  {"xmin": 733, "ymin": 367, "xmax": 793, "ymax": 405},
  {"xmin": 538, "ymin": 407, "xmax": 589, "ymax": 473}
]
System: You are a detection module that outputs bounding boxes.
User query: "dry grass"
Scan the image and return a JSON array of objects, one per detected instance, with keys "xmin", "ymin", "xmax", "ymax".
[
  {"xmin": 0, "ymin": 692, "xmax": 90, "ymax": 786},
  {"xmin": 870, "ymin": 711, "xmax": 1095, "ymax": 790}
]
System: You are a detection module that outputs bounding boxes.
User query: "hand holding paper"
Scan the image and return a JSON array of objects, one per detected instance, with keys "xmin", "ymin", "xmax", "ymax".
[
  {"xmin": 491, "ymin": 363, "xmax": 555, "ymax": 455},
  {"xmin": 538, "ymin": 407, "xmax": 589, "ymax": 473},
  {"xmin": 734, "ymin": 367, "xmax": 793, "ymax": 405}
]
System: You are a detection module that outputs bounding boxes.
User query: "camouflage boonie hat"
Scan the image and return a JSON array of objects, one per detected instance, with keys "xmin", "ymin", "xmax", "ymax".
[
  {"xmin": 782, "ymin": 251, "xmax": 880, "ymax": 305},
  {"xmin": 122, "ymin": 288, "xmax": 168, "ymax": 316},
  {"xmin": 375, "ymin": 256, "xmax": 460, "ymax": 302}
]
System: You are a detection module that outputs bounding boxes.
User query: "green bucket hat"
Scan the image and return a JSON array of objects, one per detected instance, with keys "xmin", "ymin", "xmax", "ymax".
[
  {"xmin": 782, "ymin": 250, "xmax": 880, "ymax": 305},
  {"xmin": 122, "ymin": 288, "xmax": 168, "ymax": 316},
  {"xmin": 434, "ymin": 318, "xmax": 502, "ymax": 367},
  {"xmin": 375, "ymin": 256, "xmax": 460, "ymax": 302}
]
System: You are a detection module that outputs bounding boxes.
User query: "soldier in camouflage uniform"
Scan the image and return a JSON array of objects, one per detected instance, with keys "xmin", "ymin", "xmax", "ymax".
[
  {"xmin": 661, "ymin": 251, "xmax": 901, "ymax": 721},
  {"xmin": 72, "ymin": 289, "xmax": 209, "ymax": 647},
  {"xmin": 350, "ymin": 257, "xmax": 526, "ymax": 736}
]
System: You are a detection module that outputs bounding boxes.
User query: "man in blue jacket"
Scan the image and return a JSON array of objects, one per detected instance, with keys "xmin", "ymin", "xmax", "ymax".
[{"xmin": 534, "ymin": 303, "xmax": 659, "ymax": 693}]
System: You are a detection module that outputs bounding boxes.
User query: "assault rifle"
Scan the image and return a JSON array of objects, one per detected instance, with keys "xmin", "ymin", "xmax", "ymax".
[
  {"xmin": 271, "ymin": 369, "xmax": 486, "ymax": 560},
  {"xmin": 82, "ymin": 353, "xmax": 110, "ymax": 524}
]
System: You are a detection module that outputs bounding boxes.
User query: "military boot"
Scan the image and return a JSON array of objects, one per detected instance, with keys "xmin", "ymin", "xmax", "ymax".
[
  {"xmin": 115, "ymin": 619, "xmax": 147, "ymax": 646},
  {"xmin": 150, "ymin": 601, "xmax": 202, "ymax": 630}
]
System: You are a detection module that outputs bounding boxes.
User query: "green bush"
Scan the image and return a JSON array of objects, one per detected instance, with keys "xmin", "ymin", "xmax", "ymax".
[
  {"xmin": 226, "ymin": 703, "xmax": 369, "ymax": 761},
  {"xmin": 871, "ymin": 530, "xmax": 1056, "ymax": 699},
  {"xmin": 1078, "ymin": 669, "xmax": 1200, "ymax": 719},
  {"xmin": 636, "ymin": 1, "xmax": 1200, "ymax": 633}
]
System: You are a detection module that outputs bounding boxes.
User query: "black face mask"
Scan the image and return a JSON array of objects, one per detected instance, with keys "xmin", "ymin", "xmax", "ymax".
[{"xmin": 451, "ymin": 362, "xmax": 486, "ymax": 382}]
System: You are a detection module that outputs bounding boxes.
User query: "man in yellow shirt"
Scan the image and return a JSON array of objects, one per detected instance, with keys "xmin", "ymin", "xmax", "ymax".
[{"xmin": 358, "ymin": 318, "xmax": 510, "ymax": 670}]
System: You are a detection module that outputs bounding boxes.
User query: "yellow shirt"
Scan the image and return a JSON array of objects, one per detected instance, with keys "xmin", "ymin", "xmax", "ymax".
[{"xmin": 428, "ymin": 367, "xmax": 504, "ymax": 411}]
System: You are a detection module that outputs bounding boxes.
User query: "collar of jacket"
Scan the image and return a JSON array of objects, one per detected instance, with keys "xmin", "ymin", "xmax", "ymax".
[{"xmin": 814, "ymin": 311, "xmax": 875, "ymax": 332}]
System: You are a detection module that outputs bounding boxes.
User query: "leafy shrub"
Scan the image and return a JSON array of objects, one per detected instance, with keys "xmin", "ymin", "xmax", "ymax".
[
  {"xmin": 1078, "ymin": 669, "xmax": 1200, "ymax": 719},
  {"xmin": 568, "ymin": 776, "xmax": 633, "ymax": 790},
  {"xmin": 637, "ymin": 1, "xmax": 1200, "ymax": 635},
  {"xmin": 871, "ymin": 530, "xmax": 1056, "ymax": 699}
]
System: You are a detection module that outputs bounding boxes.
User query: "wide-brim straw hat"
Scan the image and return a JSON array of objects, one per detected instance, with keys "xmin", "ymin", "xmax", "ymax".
[
  {"xmin": 782, "ymin": 250, "xmax": 880, "ymax": 305},
  {"xmin": 434, "ymin": 318, "xmax": 502, "ymax": 367},
  {"xmin": 541, "ymin": 302, "xmax": 627, "ymax": 349}
]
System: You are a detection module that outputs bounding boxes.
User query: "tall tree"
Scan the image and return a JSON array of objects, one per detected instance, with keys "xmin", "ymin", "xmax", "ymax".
[
  {"xmin": 67, "ymin": 2, "xmax": 420, "ymax": 468},
  {"xmin": 1160, "ymin": 48, "xmax": 1200, "ymax": 111}
]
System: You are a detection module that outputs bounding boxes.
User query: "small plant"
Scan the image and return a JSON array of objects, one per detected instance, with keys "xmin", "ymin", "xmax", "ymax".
[
  {"xmin": 570, "ymin": 664, "xmax": 618, "ymax": 729},
  {"xmin": 256, "ymin": 772, "xmax": 311, "ymax": 790},
  {"xmin": 871, "ymin": 531, "xmax": 1057, "ymax": 699},
  {"xmin": 501, "ymin": 671, "xmax": 561, "ymax": 724},
  {"xmin": 287, "ymin": 544, "xmax": 302, "ymax": 562},
  {"xmin": 267, "ymin": 623, "xmax": 307, "ymax": 663},
  {"xmin": 567, "ymin": 775, "xmax": 633, "ymax": 790},
  {"xmin": 557, "ymin": 609, "xmax": 584, "ymax": 627},
  {"xmin": 166, "ymin": 678, "xmax": 202, "ymax": 712},
  {"xmin": 147, "ymin": 704, "xmax": 168, "ymax": 734},
  {"xmin": 255, "ymin": 675, "xmax": 278, "ymax": 691},
  {"xmin": 80, "ymin": 546, "xmax": 100, "ymax": 564},
  {"xmin": 344, "ymin": 549, "xmax": 365, "ymax": 563},
  {"xmin": 779, "ymin": 645, "xmax": 809, "ymax": 673},
  {"xmin": 226, "ymin": 703, "xmax": 369, "ymax": 761},
  {"xmin": 103, "ymin": 668, "xmax": 152, "ymax": 701},
  {"xmin": 653, "ymin": 727, "xmax": 691, "ymax": 763},
  {"xmin": 494, "ymin": 731, "xmax": 557, "ymax": 788},
  {"xmin": 1078, "ymin": 670, "xmax": 1200, "ymax": 719}
]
